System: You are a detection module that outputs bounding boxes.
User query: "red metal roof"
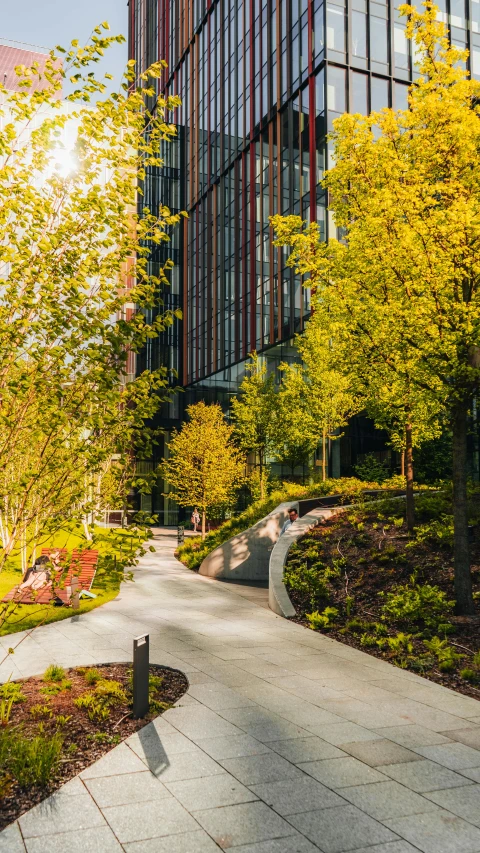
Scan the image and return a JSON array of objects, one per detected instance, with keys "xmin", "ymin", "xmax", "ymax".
[{"xmin": 0, "ymin": 43, "xmax": 61, "ymax": 93}]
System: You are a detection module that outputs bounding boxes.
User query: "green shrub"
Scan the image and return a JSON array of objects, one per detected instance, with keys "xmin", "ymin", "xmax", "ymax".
[
  {"xmin": 75, "ymin": 693, "xmax": 110, "ymax": 721},
  {"xmin": 0, "ymin": 681, "xmax": 26, "ymax": 704},
  {"xmin": 75, "ymin": 678, "xmax": 127, "ymax": 722},
  {"xmin": 354, "ymin": 454, "xmax": 390, "ymax": 483},
  {"xmin": 1, "ymin": 726, "xmax": 63, "ymax": 787},
  {"xmin": 0, "ymin": 697, "xmax": 14, "ymax": 726},
  {"xmin": 307, "ymin": 606, "xmax": 339, "ymax": 631},
  {"xmin": 345, "ymin": 595, "xmax": 355, "ymax": 617},
  {"xmin": 346, "ymin": 618, "xmax": 367, "ymax": 634},
  {"xmin": 284, "ymin": 564, "xmax": 330, "ymax": 607},
  {"xmin": 43, "ymin": 664, "xmax": 66, "ymax": 683},
  {"xmin": 360, "ymin": 633, "xmax": 378, "ymax": 647},
  {"xmin": 387, "ymin": 633, "xmax": 414, "ymax": 656},
  {"xmin": 460, "ymin": 668, "xmax": 478, "ymax": 682},
  {"xmin": 30, "ymin": 704, "xmax": 53, "ymax": 719},
  {"xmin": 381, "ymin": 583, "xmax": 453, "ymax": 631},
  {"xmin": 40, "ymin": 679, "xmax": 72, "ymax": 696},
  {"xmin": 423, "ymin": 637, "xmax": 462, "ymax": 672},
  {"xmin": 413, "ymin": 517, "xmax": 454, "ymax": 547},
  {"xmin": 84, "ymin": 668, "xmax": 102, "ymax": 685}
]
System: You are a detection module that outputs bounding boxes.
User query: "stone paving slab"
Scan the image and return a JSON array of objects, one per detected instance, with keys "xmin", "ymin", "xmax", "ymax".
[{"xmin": 2, "ymin": 531, "xmax": 480, "ymax": 852}]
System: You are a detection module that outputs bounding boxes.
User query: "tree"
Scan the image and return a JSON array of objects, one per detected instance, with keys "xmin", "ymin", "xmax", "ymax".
[
  {"xmin": 272, "ymin": 2, "xmax": 480, "ymax": 614},
  {"xmin": 0, "ymin": 29, "xmax": 182, "ymax": 568},
  {"xmin": 231, "ymin": 353, "xmax": 276, "ymax": 499},
  {"xmin": 270, "ymin": 363, "xmax": 322, "ymax": 478},
  {"xmin": 160, "ymin": 402, "xmax": 245, "ymax": 538},
  {"xmin": 294, "ymin": 321, "xmax": 360, "ymax": 481},
  {"xmin": 302, "ymin": 297, "xmax": 443, "ymax": 526}
]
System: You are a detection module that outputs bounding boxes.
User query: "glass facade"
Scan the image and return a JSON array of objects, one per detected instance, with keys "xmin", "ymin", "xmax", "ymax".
[{"xmin": 129, "ymin": 0, "xmax": 480, "ymax": 518}]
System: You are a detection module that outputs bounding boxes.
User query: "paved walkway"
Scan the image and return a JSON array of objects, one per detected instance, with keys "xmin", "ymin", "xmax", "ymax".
[{"xmin": 2, "ymin": 532, "xmax": 480, "ymax": 853}]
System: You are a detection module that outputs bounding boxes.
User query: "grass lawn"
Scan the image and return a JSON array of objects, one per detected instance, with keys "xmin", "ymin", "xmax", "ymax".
[{"xmin": 0, "ymin": 526, "xmax": 149, "ymax": 637}]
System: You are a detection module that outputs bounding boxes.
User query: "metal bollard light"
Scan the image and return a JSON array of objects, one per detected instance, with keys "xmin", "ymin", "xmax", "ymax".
[
  {"xmin": 177, "ymin": 525, "xmax": 185, "ymax": 545},
  {"xmin": 132, "ymin": 634, "xmax": 149, "ymax": 718}
]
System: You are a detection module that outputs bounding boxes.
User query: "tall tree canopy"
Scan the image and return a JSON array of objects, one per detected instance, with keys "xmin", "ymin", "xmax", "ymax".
[
  {"xmin": 272, "ymin": 2, "xmax": 480, "ymax": 614},
  {"xmin": 0, "ymin": 28, "xmax": 182, "ymax": 567}
]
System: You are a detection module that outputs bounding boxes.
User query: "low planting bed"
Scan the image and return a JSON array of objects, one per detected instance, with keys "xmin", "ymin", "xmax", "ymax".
[
  {"xmin": 0, "ymin": 662, "xmax": 188, "ymax": 829},
  {"xmin": 284, "ymin": 490, "xmax": 480, "ymax": 699}
]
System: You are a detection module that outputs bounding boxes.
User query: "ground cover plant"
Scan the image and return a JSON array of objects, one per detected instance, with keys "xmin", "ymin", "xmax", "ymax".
[
  {"xmin": 0, "ymin": 662, "xmax": 188, "ymax": 829},
  {"xmin": 176, "ymin": 476, "xmax": 406, "ymax": 571},
  {"xmin": 0, "ymin": 525, "xmax": 151, "ymax": 636},
  {"xmin": 284, "ymin": 489, "xmax": 480, "ymax": 698}
]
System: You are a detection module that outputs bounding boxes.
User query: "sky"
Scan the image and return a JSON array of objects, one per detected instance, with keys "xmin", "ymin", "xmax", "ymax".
[{"xmin": 0, "ymin": 0, "xmax": 129, "ymax": 91}]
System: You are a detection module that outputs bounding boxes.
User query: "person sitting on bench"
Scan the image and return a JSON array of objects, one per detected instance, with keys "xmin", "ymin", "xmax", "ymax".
[{"xmin": 19, "ymin": 555, "xmax": 52, "ymax": 591}]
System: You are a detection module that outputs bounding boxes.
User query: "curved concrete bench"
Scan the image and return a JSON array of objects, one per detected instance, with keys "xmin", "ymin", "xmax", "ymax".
[
  {"xmin": 269, "ymin": 506, "xmax": 346, "ymax": 618},
  {"xmin": 199, "ymin": 501, "xmax": 299, "ymax": 581}
]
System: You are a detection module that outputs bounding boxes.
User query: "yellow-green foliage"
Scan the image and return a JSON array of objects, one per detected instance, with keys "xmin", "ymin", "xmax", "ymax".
[
  {"xmin": 177, "ymin": 477, "xmax": 401, "ymax": 571},
  {"xmin": 307, "ymin": 606, "xmax": 339, "ymax": 631},
  {"xmin": 0, "ymin": 726, "xmax": 63, "ymax": 787},
  {"xmin": 271, "ymin": 2, "xmax": 480, "ymax": 614},
  {"xmin": 160, "ymin": 402, "xmax": 245, "ymax": 535},
  {"xmin": 74, "ymin": 678, "xmax": 127, "ymax": 722}
]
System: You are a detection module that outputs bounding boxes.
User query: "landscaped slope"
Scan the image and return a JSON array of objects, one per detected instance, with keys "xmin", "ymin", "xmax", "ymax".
[
  {"xmin": 284, "ymin": 489, "xmax": 480, "ymax": 698},
  {"xmin": 176, "ymin": 476, "xmax": 405, "ymax": 571}
]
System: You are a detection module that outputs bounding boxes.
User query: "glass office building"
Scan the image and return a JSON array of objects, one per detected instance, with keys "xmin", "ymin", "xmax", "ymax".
[{"xmin": 129, "ymin": 0, "xmax": 480, "ymax": 519}]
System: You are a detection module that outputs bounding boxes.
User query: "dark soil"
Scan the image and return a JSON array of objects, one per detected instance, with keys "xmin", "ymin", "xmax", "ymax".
[
  {"xmin": 285, "ymin": 497, "xmax": 480, "ymax": 700},
  {"xmin": 0, "ymin": 663, "xmax": 188, "ymax": 830}
]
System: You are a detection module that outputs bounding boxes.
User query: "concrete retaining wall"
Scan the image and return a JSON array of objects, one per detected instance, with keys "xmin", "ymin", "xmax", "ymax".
[
  {"xmin": 199, "ymin": 501, "xmax": 299, "ymax": 581},
  {"xmin": 268, "ymin": 506, "xmax": 346, "ymax": 618}
]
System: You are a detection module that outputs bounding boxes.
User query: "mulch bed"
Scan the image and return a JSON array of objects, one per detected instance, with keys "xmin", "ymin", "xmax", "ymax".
[
  {"xmin": 0, "ymin": 663, "xmax": 188, "ymax": 830},
  {"xmin": 286, "ymin": 503, "xmax": 480, "ymax": 700}
]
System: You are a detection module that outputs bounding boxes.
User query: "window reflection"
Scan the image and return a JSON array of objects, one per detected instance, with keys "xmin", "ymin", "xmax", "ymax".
[
  {"xmin": 327, "ymin": 4, "xmax": 346, "ymax": 53},
  {"xmin": 328, "ymin": 66, "xmax": 346, "ymax": 112},
  {"xmin": 352, "ymin": 11, "xmax": 367, "ymax": 57},
  {"xmin": 351, "ymin": 72, "xmax": 368, "ymax": 114}
]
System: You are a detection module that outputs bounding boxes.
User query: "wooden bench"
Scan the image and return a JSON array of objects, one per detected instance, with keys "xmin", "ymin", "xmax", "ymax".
[{"xmin": 2, "ymin": 549, "xmax": 99, "ymax": 606}]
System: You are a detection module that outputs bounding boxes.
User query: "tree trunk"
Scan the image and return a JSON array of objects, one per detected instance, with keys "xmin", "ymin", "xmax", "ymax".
[
  {"xmin": 452, "ymin": 397, "xmax": 475, "ymax": 615},
  {"xmin": 473, "ymin": 397, "xmax": 480, "ymax": 482},
  {"xmin": 259, "ymin": 452, "xmax": 265, "ymax": 501},
  {"xmin": 83, "ymin": 517, "xmax": 93, "ymax": 541},
  {"xmin": 322, "ymin": 429, "xmax": 327, "ymax": 482},
  {"xmin": 405, "ymin": 423, "xmax": 415, "ymax": 533},
  {"xmin": 400, "ymin": 451, "xmax": 405, "ymax": 477},
  {"xmin": 201, "ymin": 511, "xmax": 206, "ymax": 540}
]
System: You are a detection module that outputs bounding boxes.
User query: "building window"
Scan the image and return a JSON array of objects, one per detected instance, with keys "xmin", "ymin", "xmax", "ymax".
[
  {"xmin": 352, "ymin": 10, "xmax": 367, "ymax": 58},
  {"xmin": 450, "ymin": 0, "xmax": 465, "ymax": 29},
  {"xmin": 327, "ymin": 4, "xmax": 346, "ymax": 53},
  {"xmin": 315, "ymin": 68, "xmax": 325, "ymax": 114},
  {"xmin": 472, "ymin": 47, "xmax": 480, "ymax": 79},
  {"xmin": 370, "ymin": 14, "xmax": 389, "ymax": 65},
  {"xmin": 328, "ymin": 65, "xmax": 346, "ymax": 113},
  {"xmin": 351, "ymin": 71, "xmax": 368, "ymax": 114},
  {"xmin": 394, "ymin": 81, "xmax": 409, "ymax": 111},
  {"xmin": 371, "ymin": 76, "xmax": 389, "ymax": 112},
  {"xmin": 473, "ymin": 0, "xmax": 480, "ymax": 33},
  {"xmin": 394, "ymin": 25, "xmax": 409, "ymax": 70},
  {"xmin": 313, "ymin": 1, "xmax": 325, "ymax": 58}
]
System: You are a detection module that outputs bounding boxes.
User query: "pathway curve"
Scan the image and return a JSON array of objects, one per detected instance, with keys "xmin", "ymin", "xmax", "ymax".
[{"xmin": 2, "ymin": 531, "xmax": 480, "ymax": 853}]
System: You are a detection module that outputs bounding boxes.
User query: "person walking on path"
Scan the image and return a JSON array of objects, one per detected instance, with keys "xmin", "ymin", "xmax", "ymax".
[
  {"xmin": 191, "ymin": 508, "xmax": 200, "ymax": 533},
  {"xmin": 281, "ymin": 507, "xmax": 298, "ymax": 534}
]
